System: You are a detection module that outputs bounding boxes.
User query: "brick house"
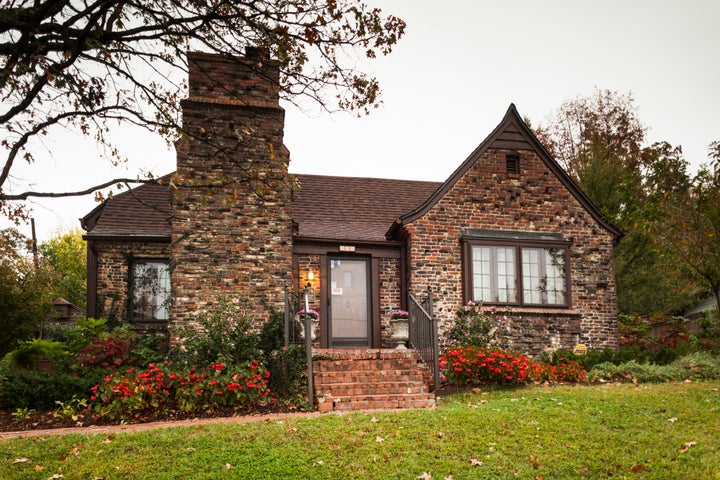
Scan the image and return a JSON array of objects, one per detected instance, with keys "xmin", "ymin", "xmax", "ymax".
[{"xmin": 81, "ymin": 50, "xmax": 621, "ymax": 360}]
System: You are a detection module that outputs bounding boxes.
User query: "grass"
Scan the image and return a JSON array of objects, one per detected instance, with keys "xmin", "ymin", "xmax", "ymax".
[{"xmin": 1, "ymin": 381, "xmax": 719, "ymax": 479}]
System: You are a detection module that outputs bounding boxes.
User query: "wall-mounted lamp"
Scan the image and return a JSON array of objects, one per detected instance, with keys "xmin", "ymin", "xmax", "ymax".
[{"xmin": 307, "ymin": 268, "xmax": 315, "ymax": 281}]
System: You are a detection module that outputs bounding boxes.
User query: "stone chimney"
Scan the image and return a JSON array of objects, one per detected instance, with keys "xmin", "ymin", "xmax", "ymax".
[{"xmin": 171, "ymin": 49, "xmax": 293, "ymax": 329}]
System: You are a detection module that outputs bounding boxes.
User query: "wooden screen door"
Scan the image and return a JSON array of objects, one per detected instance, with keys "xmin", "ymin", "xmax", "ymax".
[{"xmin": 329, "ymin": 257, "xmax": 371, "ymax": 347}]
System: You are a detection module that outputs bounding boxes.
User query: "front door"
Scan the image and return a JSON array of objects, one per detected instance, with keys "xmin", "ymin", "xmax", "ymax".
[{"xmin": 329, "ymin": 257, "xmax": 371, "ymax": 347}]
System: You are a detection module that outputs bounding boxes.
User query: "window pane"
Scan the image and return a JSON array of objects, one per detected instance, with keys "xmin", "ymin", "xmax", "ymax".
[
  {"xmin": 472, "ymin": 245, "xmax": 516, "ymax": 303},
  {"xmin": 497, "ymin": 247, "xmax": 516, "ymax": 302},
  {"xmin": 522, "ymin": 248, "xmax": 566, "ymax": 305},
  {"xmin": 544, "ymin": 248, "xmax": 566, "ymax": 304},
  {"xmin": 522, "ymin": 249, "xmax": 542, "ymax": 304},
  {"xmin": 133, "ymin": 261, "xmax": 170, "ymax": 321},
  {"xmin": 472, "ymin": 246, "xmax": 492, "ymax": 302}
]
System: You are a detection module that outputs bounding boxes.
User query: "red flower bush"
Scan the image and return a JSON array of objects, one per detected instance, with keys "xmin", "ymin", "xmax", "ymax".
[
  {"xmin": 90, "ymin": 360, "xmax": 273, "ymax": 420},
  {"xmin": 440, "ymin": 347, "xmax": 531, "ymax": 386},
  {"xmin": 440, "ymin": 347, "xmax": 586, "ymax": 386}
]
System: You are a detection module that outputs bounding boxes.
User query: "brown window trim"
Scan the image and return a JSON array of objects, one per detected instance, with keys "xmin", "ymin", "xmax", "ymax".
[{"xmin": 461, "ymin": 234, "xmax": 572, "ymax": 308}]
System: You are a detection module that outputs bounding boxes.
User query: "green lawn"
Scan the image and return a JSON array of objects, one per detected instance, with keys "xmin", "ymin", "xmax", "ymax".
[{"xmin": 2, "ymin": 382, "xmax": 719, "ymax": 479}]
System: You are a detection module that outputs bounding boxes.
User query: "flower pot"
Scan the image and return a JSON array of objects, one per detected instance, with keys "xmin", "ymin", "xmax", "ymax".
[
  {"xmin": 389, "ymin": 318, "xmax": 409, "ymax": 349},
  {"xmin": 297, "ymin": 315, "xmax": 319, "ymax": 342}
]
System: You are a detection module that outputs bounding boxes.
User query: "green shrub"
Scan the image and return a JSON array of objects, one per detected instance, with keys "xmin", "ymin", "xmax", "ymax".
[
  {"xmin": 169, "ymin": 296, "xmax": 261, "ymax": 366},
  {"xmin": 259, "ymin": 309, "xmax": 308, "ymax": 398},
  {"xmin": 0, "ymin": 370, "xmax": 101, "ymax": 409},
  {"xmin": 587, "ymin": 361, "xmax": 685, "ymax": 383},
  {"xmin": 2, "ymin": 338, "xmax": 72, "ymax": 371},
  {"xmin": 65, "ymin": 317, "xmax": 108, "ymax": 353},
  {"xmin": 670, "ymin": 351, "xmax": 720, "ymax": 379},
  {"xmin": 443, "ymin": 302, "xmax": 510, "ymax": 350}
]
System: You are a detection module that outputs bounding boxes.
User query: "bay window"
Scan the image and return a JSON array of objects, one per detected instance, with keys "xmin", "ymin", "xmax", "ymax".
[{"xmin": 464, "ymin": 232, "xmax": 570, "ymax": 307}]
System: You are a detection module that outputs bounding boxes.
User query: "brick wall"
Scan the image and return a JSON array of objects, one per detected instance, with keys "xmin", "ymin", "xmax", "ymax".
[
  {"xmin": 89, "ymin": 239, "xmax": 170, "ymax": 331},
  {"xmin": 406, "ymin": 148, "xmax": 618, "ymax": 355},
  {"xmin": 171, "ymin": 51, "xmax": 294, "ymax": 330}
]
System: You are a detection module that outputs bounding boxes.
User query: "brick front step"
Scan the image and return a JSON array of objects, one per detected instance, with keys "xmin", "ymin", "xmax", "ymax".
[{"xmin": 312, "ymin": 349, "xmax": 435, "ymax": 412}]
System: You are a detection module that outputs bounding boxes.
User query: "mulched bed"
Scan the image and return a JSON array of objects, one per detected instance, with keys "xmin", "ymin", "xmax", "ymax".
[
  {"xmin": 0, "ymin": 403, "xmax": 306, "ymax": 434},
  {"xmin": 0, "ymin": 388, "xmax": 468, "ymax": 434}
]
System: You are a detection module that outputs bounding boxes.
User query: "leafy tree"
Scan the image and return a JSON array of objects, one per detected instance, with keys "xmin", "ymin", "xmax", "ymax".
[
  {"xmin": 644, "ymin": 143, "xmax": 720, "ymax": 320},
  {"xmin": 0, "ymin": 228, "xmax": 54, "ymax": 355},
  {"xmin": 39, "ymin": 228, "xmax": 87, "ymax": 308},
  {"xmin": 536, "ymin": 90, "xmax": 700, "ymax": 316},
  {"xmin": 0, "ymin": 0, "xmax": 406, "ymax": 219}
]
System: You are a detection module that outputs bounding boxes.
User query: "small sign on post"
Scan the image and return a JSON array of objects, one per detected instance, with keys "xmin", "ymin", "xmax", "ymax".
[{"xmin": 573, "ymin": 344, "xmax": 588, "ymax": 355}]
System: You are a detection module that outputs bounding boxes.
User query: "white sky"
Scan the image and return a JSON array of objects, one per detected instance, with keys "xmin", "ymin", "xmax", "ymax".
[{"xmin": 4, "ymin": 0, "xmax": 719, "ymax": 242}]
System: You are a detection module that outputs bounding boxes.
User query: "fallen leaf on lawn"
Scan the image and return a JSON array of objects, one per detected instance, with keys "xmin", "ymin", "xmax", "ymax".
[
  {"xmin": 370, "ymin": 416, "xmax": 379, "ymax": 423},
  {"xmin": 376, "ymin": 436, "xmax": 385, "ymax": 443},
  {"xmin": 225, "ymin": 463, "xmax": 233, "ymax": 470},
  {"xmin": 185, "ymin": 447, "xmax": 196, "ymax": 452},
  {"xmin": 668, "ymin": 418, "xmax": 678, "ymax": 423},
  {"xmin": 679, "ymin": 441, "xmax": 697, "ymax": 454},
  {"xmin": 13, "ymin": 458, "xmax": 29, "ymax": 464},
  {"xmin": 472, "ymin": 387, "xmax": 482, "ymax": 394},
  {"xmin": 47, "ymin": 475, "xmax": 64, "ymax": 479},
  {"xmin": 314, "ymin": 460, "xmax": 324, "ymax": 467},
  {"xmin": 417, "ymin": 472, "xmax": 432, "ymax": 480},
  {"xmin": 528, "ymin": 455, "xmax": 542, "ymax": 468},
  {"xmin": 95, "ymin": 450, "xmax": 104, "ymax": 456},
  {"xmin": 445, "ymin": 476, "xmax": 454, "ymax": 480},
  {"xmin": 437, "ymin": 432, "xmax": 444, "ymax": 438},
  {"xmin": 34, "ymin": 465, "xmax": 44, "ymax": 471},
  {"xmin": 577, "ymin": 466, "xmax": 588, "ymax": 474},
  {"xmin": 630, "ymin": 464, "xmax": 646, "ymax": 472},
  {"xmin": 102, "ymin": 437, "xmax": 113, "ymax": 444},
  {"xmin": 470, "ymin": 458, "xmax": 484, "ymax": 466},
  {"xmin": 196, "ymin": 425, "xmax": 204, "ymax": 430},
  {"xmin": 329, "ymin": 444, "xmax": 342, "ymax": 450},
  {"xmin": 357, "ymin": 430, "xmax": 367, "ymax": 437},
  {"xmin": 528, "ymin": 420, "xmax": 539, "ymax": 425}
]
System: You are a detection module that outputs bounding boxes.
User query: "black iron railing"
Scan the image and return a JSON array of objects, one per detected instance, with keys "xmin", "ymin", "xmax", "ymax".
[
  {"xmin": 408, "ymin": 286, "xmax": 440, "ymax": 391},
  {"xmin": 284, "ymin": 286, "xmax": 314, "ymax": 407}
]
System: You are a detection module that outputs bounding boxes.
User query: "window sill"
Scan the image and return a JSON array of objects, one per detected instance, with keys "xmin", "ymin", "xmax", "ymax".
[{"xmin": 480, "ymin": 305, "xmax": 580, "ymax": 317}]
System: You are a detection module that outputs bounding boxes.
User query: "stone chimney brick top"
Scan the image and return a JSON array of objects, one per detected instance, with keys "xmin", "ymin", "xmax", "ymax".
[{"xmin": 186, "ymin": 50, "xmax": 280, "ymax": 109}]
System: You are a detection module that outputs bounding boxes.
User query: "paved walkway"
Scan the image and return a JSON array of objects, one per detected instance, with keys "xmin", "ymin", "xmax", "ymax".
[{"xmin": 0, "ymin": 410, "xmax": 335, "ymax": 440}]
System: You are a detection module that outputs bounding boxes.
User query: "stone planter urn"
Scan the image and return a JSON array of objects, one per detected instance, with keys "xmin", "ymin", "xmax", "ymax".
[
  {"xmin": 297, "ymin": 310, "xmax": 319, "ymax": 342},
  {"xmin": 389, "ymin": 310, "xmax": 409, "ymax": 349}
]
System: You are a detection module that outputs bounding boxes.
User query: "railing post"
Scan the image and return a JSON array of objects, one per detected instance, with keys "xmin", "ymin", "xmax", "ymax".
[
  {"xmin": 303, "ymin": 287, "xmax": 314, "ymax": 409},
  {"xmin": 427, "ymin": 286, "xmax": 440, "ymax": 390},
  {"xmin": 283, "ymin": 285, "xmax": 290, "ymax": 348}
]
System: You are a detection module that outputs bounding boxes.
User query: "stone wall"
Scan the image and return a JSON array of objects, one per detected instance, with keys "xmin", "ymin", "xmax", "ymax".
[
  {"xmin": 406, "ymin": 148, "xmax": 618, "ymax": 355},
  {"xmin": 171, "ymin": 51, "xmax": 294, "ymax": 329}
]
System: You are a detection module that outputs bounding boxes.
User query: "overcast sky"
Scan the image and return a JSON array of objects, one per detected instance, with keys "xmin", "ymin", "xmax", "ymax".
[{"xmin": 4, "ymin": 0, "xmax": 719, "ymax": 242}]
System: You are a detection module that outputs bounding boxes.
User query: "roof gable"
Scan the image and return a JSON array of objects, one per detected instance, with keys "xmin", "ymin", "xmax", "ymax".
[{"xmin": 387, "ymin": 104, "xmax": 622, "ymax": 239}]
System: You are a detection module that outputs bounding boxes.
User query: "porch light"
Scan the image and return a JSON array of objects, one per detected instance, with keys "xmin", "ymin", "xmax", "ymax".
[{"xmin": 307, "ymin": 268, "xmax": 315, "ymax": 281}]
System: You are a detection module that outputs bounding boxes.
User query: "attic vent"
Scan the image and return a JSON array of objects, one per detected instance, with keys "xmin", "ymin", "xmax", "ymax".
[{"xmin": 506, "ymin": 153, "xmax": 520, "ymax": 175}]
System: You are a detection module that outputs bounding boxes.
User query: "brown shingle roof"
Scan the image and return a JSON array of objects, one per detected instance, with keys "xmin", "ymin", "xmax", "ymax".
[
  {"xmin": 81, "ymin": 177, "xmax": 173, "ymax": 238},
  {"xmin": 292, "ymin": 174, "xmax": 441, "ymax": 241},
  {"xmin": 81, "ymin": 173, "xmax": 440, "ymax": 242}
]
